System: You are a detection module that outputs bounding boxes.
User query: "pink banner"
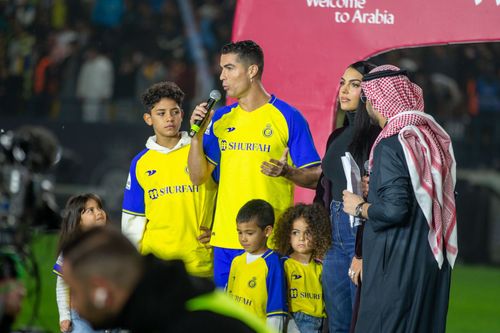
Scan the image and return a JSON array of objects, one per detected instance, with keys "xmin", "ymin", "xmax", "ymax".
[{"xmin": 232, "ymin": 0, "xmax": 500, "ymax": 202}]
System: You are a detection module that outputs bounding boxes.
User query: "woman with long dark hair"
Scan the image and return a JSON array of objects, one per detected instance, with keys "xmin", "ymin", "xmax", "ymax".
[{"xmin": 314, "ymin": 61, "xmax": 380, "ymax": 333}]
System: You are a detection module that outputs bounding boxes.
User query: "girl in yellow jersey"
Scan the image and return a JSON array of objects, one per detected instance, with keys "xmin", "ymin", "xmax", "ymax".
[{"xmin": 274, "ymin": 204, "xmax": 332, "ymax": 333}]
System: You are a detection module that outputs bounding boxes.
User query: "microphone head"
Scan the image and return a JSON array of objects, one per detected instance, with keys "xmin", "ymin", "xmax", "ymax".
[{"xmin": 209, "ymin": 90, "xmax": 222, "ymax": 101}]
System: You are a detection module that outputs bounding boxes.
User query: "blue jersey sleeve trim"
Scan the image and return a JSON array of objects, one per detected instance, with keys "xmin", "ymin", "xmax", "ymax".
[
  {"xmin": 205, "ymin": 155, "xmax": 218, "ymax": 166},
  {"xmin": 271, "ymin": 96, "xmax": 321, "ymax": 168},
  {"xmin": 53, "ymin": 256, "xmax": 63, "ymax": 276},
  {"xmin": 267, "ymin": 311, "xmax": 288, "ymax": 317},
  {"xmin": 298, "ymin": 160, "xmax": 322, "ymax": 169},
  {"xmin": 264, "ymin": 251, "xmax": 288, "ymax": 315},
  {"xmin": 122, "ymin": 148, "xmax": 148, "ymax": 214}
]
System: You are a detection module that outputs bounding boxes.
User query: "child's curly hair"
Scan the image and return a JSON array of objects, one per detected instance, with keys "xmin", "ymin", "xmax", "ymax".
[{"xmin": 274, "ymin": 203, "xmax": 332, "ymax": 259}]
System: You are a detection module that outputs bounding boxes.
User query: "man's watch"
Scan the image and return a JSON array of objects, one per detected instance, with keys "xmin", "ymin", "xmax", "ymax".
[{"xmin": 355, "ymin": 202, "xmax": 365, "ymax": 218}]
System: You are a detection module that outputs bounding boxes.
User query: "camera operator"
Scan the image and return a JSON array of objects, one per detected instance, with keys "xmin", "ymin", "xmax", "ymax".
[{"xmin": 0, "ymin": 125, "xmax": 60, "ymax": 331}]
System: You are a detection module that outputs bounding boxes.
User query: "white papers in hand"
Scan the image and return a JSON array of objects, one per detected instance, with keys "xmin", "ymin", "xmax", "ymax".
[{"xmin": 341, "ymin": 152, "xmax": 362, "ymax": 228}]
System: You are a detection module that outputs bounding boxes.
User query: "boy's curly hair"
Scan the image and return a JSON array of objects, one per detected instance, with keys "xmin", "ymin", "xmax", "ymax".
[
  {"xmin": 141, "ymin": 81, "xmax": 185, "ymax": 112},
  {"xmin": 274, "ymin": 203, "xmax": 332, "ymax": 259}
]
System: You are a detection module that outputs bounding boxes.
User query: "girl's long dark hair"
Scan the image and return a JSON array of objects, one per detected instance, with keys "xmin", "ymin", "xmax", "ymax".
[
  {"xmin": 345, "ymin": 61, "xmax": 381, "ymax": 170},
  {"xmin": 57, "ymin": 193, "xmax": 106, "ymax": 255}
]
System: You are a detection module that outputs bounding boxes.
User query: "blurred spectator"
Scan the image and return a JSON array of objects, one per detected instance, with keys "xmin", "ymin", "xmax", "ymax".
[
  {"xmin": 91, "ymin": 0, "xmax": 124, "ymax": 29},
  {"xmin": 112, "ymin": 50, "xmax": 141, "ymax": 123},
  {"xmin": 76, "ymin": 46, "xmax": 114, "ymax": 122},
  {"xmin": 0, "ymin": 0, "xmax": 236, "ymax": 119},
  {"xmin": 135, "ymin": 54, "xmax": 166, "ymax": 102},
  {"xmin": 5, "ymin": 22, "xmax": 35, "ymax": 114},
  {"xmin": 476, "ymin": 62, "xmax": 500, "ymax": 114},
  {"xmin": 58, "ymin": 39, "xmax": 82, "ymax": 121}
]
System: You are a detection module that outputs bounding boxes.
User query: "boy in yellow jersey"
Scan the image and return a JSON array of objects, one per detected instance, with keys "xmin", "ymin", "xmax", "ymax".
[
  {"xmin": 227, "ymin": 199, "xmax": 288, "ymax": 333},
  {"xmin": 188, "ymin": 40, "xmax": 322, "ymax": 288},
  {"xmin": 121, "ymin": 81, "xmax": 217, "ymax": 278}
]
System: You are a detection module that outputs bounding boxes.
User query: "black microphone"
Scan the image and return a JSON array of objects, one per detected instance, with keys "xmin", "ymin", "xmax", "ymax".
[{"xmin": 189, "ymin": 90, "xmax": 222, "ymax": 137}]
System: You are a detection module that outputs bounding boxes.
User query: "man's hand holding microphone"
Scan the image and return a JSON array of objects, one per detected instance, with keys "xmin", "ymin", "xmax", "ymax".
[{"xmin": 189, "ymin": 90, "xmax": 222, "ymax": 139}]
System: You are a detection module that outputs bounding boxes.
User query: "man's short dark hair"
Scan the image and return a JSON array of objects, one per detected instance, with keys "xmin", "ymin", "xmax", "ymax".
[
  {"xmin": 236, "ymin": 199, "xmax": 274, "ymax": 230},
  {"xmin": 141, "ymin": 81, "xmax": 185, "ymax": 112},
  {"xmin": 221, "ymin": 40, "xmax": 264, "ymax": 78}
]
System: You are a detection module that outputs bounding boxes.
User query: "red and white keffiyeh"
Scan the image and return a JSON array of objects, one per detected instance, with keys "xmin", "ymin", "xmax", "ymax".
[{"xmin": 362, "ymin": 65, "xmax": 458, "ymax": 269}]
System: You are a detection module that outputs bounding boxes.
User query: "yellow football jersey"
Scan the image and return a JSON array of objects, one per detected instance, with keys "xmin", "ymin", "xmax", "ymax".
[
  {"xmin": 204, "ymin": 96, "xmax": 321, "ymax": 249},
  {"xmin": 283, "ymin": 257, "xmax": 325, "ymax": 318},
  {"xmin": 227, "ymin": 250, "xmax": 287, "ymax": 319},
  {"xmin": 123, "ymin": 137, "xmax": 217, "ymax": 277}
]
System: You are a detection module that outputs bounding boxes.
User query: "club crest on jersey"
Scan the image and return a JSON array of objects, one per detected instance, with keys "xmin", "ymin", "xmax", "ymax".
[
  {"xmin": 248, "ymin": 277, "xmax": 257, "ymax": 288},
  {"xmin": 263, "ymin": 124, "xmax": 273, "ymax": 137}
]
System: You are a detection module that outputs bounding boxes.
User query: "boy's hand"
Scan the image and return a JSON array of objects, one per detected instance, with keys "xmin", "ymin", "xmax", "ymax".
[
  {"xmin": 190, "ymin": 103, "xmax": 215, "ymax": 139},
  {"xmin": 198, "ymin": 226, "xmax": 212, "ymax": 245}
]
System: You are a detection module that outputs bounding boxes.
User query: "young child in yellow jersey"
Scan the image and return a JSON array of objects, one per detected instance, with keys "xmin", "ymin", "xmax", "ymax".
[
  {"xmin": 226, "ymin": 199, "xmax": 287, "ymax": 332},
  {"xmin": 273, "ymin": 203, "xmax": 332, "ymax": 333}
]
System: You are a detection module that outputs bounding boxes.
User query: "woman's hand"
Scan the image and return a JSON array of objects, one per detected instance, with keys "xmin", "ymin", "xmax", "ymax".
[
  {"xmin": 342, "ymin": 190, "xmax": 365, "ymax": 216},
  {"xmin": 349, "ymin": 257, "xmax": 363, "ymax": 286}
]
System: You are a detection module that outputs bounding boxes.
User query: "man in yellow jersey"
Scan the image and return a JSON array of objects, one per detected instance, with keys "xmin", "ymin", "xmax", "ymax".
[
  {"xmin": 122, "ymin": 81, "xmax": 217, "ymax": 278},
  {"xmin": 188, "ymin": 40, "xmax": 322, "ymax": 287}
]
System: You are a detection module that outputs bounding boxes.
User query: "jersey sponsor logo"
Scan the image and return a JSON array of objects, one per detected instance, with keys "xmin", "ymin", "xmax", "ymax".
[
  {"xmin": 262, "ymin": 124, "xmax": 273, "ymax": 137},
  {"xmin": 248, "ymin": 276, "xmax": 257, "ymax": 288},
  {"xmin": 299, "ymin": 291, "xmax": 322, "ymax": 300},
  {"xmin": 226, "ymin": 127, "xmax": 236, "ymax": 132},
  {"xmin": 220, "ymin": 139, "xmax": 271, "ymax": 153},
  {"xmin": 290, "ymin": 288, "xmax": 321, "ymax": 300},
  {"xmin": 231, "ymin": 294, "xmax": 253, "ymax": 306},
  {"xmin": 147, "ymin": 184, "xmax": 199, "ymax": 199}
]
